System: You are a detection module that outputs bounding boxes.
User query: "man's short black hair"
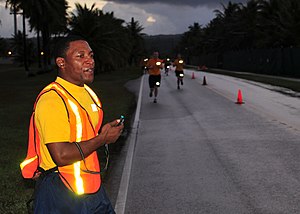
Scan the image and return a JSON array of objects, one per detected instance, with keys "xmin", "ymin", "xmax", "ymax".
[{"xmin": 53, "ymin": 34, "xmax": 87, "ymax": 60}]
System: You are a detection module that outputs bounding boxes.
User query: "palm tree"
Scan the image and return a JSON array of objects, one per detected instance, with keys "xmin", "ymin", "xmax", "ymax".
[
  {"xmin": 258, "ymin": 0, "xmax": 300, "ymax": 48},
  {"xmin": 212, "ymin": 2, "xmax": 243, "ymax": 51},
  {"xmin": 126, "ymin": 17, "xmax": 146, "ymax": 66},
  {"xmin": 6, "ymin": 0, "xmax": 69, "ymax": 71},
  {"xmin": 179, "ymin": 22, "xmax": 203, "ymax": 61},
  {"xmin": 69, "ymin": 3, "xmax": 132, "ymax": 73},
  {"xmin": 5, "ymin": 0, "xmax": 18, "ymax": 35},
  {"xmin": 23, "ymin": 0, "xmax": 69, "ymax": 71},
  {"xmin": 257, "ymin": 0, "xmax": 284, "ymax": 47},
  {"xmin": 5, "ymin": 0, "xmax": 29, "ymax": 71},
  {"xmin": 233, "ymin": 0, "xmax": 261, "ymax": 49}
]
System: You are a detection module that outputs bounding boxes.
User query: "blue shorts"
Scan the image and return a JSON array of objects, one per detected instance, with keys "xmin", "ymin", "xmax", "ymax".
[{"xmin": 33, "ymin": 172, "xmax": 115, "ymax": 214}]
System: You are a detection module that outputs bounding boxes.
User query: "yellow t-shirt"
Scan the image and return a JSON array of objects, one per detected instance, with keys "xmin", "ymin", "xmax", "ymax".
[{"xmin": 35, "ymin": 77, "xmax": 101, "ymax": 170}]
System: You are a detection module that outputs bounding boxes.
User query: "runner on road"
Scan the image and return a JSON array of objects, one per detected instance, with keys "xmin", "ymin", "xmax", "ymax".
[{"xmin": 146, "ymin": 51, "xmax": 164, "ymax": 103}]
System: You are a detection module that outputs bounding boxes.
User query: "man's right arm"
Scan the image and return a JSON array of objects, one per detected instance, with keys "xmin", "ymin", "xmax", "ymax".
[{"xmin": 46, "ymin": 120, "xmax": 123, "ymax": 167}]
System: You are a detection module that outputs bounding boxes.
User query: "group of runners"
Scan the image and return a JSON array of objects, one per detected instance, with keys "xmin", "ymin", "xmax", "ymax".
[{"xmin": 141, "ymin": 51, "xmax": 185, "ymax": 103}]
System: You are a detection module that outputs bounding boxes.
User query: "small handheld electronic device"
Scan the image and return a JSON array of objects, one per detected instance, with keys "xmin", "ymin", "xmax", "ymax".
[{"xmin": 117, "ymin": 115, "xmax": 125, "ymax": 126}]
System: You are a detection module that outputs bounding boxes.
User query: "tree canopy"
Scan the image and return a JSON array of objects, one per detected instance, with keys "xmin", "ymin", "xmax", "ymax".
[{"xmin": 178, "ymin": 0, "xmax": 300, "ymax": 56}]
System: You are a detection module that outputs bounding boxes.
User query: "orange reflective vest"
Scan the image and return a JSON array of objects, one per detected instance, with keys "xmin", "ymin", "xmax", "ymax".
[
  {"xmin": 147, "ymin": 58, "xmax": 164, "ymax": 75},
  {"xmin": 20, "ymin": 82, "xmax": 103, "ymax": 195}
]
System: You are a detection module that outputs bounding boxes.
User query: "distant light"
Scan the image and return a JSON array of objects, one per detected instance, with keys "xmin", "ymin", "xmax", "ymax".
[
  {"xmin": 144, "ymin": 58, "xmax": 148, "ymax": 62},
  {"xmin": 179, "ymin": 60, "xmax": 184, "ymax": 64},
  {"xmin": 156, "ymin": 61, "xmax": 161, "ymax": 66},
  {"xmin": 8, "ymin": 51, "xmax": 12, "ymax": 56},
  {"xmin": 40, "ymin": 51, "xmax": 44, "ymax": 56}
]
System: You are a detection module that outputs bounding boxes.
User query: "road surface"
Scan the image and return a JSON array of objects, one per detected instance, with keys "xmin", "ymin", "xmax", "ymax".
[{"xmin": 114, "ymin": 69, "xmax": 300, "ymax": 214}]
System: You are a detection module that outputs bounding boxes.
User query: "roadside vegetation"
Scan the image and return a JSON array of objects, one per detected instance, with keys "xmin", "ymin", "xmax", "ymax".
[
  {"xmin": 177, "ymin": 0, "xmax": 300, "ymax": 78},
  {"xmin": 184, "ymin": 64, "xmax": 300, "ymax": 93},
  {"xmin": 0, "ymin": 64, "xmax": 141, "ymax": 213},
  {"xmin": 178, "ymin": 0, "xmax": 300, "ymax": 57},
  {"xmin": 207, "ymin": 68, "xmax": 300, "ymax": 93}
]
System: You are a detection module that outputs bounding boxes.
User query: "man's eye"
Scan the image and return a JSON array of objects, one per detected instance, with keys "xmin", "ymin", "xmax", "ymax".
[{"xmin": 76, "ymin": 54, "xmax": 84, "ymax": 58}]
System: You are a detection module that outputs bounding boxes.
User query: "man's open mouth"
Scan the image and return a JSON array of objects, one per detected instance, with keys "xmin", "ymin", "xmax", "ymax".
[{"xmin": 84, "ymin": 68, "xmax": 94, "ymax": 73}]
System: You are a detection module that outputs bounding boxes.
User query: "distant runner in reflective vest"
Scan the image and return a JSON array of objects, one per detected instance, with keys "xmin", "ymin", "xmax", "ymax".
[
  {"xmin": 20, "ymin": 35, "xmax": 124, "ymax": 213},
  {"xmin": 173, "ymin": 54, "xmax": 185, "ymax": 90}
]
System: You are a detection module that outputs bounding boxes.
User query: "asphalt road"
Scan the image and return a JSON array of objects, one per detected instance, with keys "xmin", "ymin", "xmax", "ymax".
[{"xmin": 113, "ymin": 69, "xmax": 300, "ymax": 214}]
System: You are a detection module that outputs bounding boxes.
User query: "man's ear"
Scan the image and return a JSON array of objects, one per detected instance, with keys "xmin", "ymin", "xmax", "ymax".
[{"xmin": 56, "ymin": 57, "xmax": 65, "ymax": 68}]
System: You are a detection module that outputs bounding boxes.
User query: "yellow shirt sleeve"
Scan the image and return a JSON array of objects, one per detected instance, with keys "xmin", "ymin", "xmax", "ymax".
[
  {"xmin": 35, "ymin": 90, "xmax": 70, "ymax": 170},
  {"xmin": 35, "ymin": 90, "xmax": 70, "ymax": 144}
]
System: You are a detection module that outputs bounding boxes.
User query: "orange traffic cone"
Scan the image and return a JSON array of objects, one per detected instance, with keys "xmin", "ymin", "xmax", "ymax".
[
  {"xmin": 202, "ymin": 76, "xmax": 207, "ymax": 85},
  {"xmin": 192, "ymin": 72, "xmax": 195, "ymax": 79},
  {"xmin": 236, "ymin": 89, "xmax": 244, "ymax": 104}
]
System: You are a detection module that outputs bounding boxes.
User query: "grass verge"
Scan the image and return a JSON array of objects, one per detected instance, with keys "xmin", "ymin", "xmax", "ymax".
[
  {"xmin": 186, "ymin": 65, "xmax": 300, "ymax": 93},
  {"xmin": 209, "ymin": 68, "xmax": 300, "ymax": 93}
]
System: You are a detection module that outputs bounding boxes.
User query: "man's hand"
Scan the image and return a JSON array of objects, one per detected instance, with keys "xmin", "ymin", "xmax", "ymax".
[
  {"xmin": 99, "ymin": 119, "xmax": 124, "ymax": 144},
  {"xmin": 47, "ymin": 119, "xmax": 124, "ymax": 166},
  {"xmin": 32, "ymin": 171, "xmax": 42, "ymax": 181}
]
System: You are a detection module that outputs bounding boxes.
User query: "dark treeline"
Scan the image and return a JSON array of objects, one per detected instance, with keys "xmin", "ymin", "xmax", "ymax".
[
  {"xmin": 177, "ymin": 0, "xmax": 300, "ymax": 77},
  {"xmin": 2, "ymin": 1, "xmax": 146, "ymax": 74},
  {"xmin": 178, "ymin": 0, "xmax": 300, "ymax": 55}
]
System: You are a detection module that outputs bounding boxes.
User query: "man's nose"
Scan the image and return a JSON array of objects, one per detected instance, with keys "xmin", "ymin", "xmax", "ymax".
[{"xmin": 86, "ymin": 57, "xmax": 94, "ymax": 65}]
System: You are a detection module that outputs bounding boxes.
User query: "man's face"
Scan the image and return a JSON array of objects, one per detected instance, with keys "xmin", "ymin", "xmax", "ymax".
[{"xmin": 60, "ymin": 40, "xmax": 95, "ymax": 86}]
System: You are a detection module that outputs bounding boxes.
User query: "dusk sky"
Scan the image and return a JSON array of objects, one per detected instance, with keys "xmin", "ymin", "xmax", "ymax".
[{"xmin": 0, "ymin": 0, "xmax": 247, "ymax": 38}]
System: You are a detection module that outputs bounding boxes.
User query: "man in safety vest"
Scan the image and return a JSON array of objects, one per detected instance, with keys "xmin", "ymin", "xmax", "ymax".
[
  {"xmin": 20, "ymin": 35, "xmax": 123, "ymax": 213},
  {"xmin": 146, "ymin": 51, "xmax": 164, "ymax": 103}
]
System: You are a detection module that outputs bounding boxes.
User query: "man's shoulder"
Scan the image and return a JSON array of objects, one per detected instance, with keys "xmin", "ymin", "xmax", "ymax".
[{"xmin": 36, "ymin": 90, "xmax": 65, "ymax": 108}]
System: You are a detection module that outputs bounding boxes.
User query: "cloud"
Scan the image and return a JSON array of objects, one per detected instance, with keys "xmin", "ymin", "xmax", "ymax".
[
  {"xmin": 105, "ymin": 0, "xmax": 248, "ymax": 8},
  {"xmin": 73, "ymin": 0, "xmax": 108, "ymax": 10},
  {"xmin": 147, "ymin": 16, "xmax": 156, "ymax": 23},
  {"xmin": 102, "ymin": 2, "xmax": 216, "ymax": 35},
  {"xmin": 0, "ymin": 0, "xmax": 249, "ymax": 37}
]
